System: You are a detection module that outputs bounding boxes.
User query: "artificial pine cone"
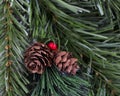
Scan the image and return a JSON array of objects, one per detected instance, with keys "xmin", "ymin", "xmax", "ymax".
[
  {"xmin": 24, "ymin": 42, "xmax": 53, "ymax": 74},
  {"xmin": 54, "ymin": 51, "xmax": 79, "ymax": 75}
]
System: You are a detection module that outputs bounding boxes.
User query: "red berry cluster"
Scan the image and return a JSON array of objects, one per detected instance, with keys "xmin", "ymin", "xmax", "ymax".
[{"xmin": 47, "ymin": 41, "xmax": 58, "ymax": 50}]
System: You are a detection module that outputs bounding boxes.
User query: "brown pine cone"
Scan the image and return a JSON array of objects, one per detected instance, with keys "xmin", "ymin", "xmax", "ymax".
[
  {"xmin": 24, "ymin": 42, "xmax": 53, "ymax": 74},
  {"xmin": 54, "ymin": 51, "xmax": 79, "ymax": 75}
]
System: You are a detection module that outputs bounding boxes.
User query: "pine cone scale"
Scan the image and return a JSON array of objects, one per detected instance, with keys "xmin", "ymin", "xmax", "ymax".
[
  {"xmin": 55, "ymin": 56, "xmax": 62, "ymax": 64},
  {"xmin": 63, "ymin": 59, "xmax": 70, "ymax": 69},
  {"xmin": 62, "ymin": 53, "xmax": 69, "ymax": 62},
  {"xmin": 66, "ymin": 65, "xmax": 73, "ymax": 73},
  {"xmin": 57, "ymin": 51, "xmax": 67, "ymax": 56},
  {"xmin": 58, "ymin": 63, "xmax": 62, "ymax": 70},
  {"xmin": 70, "ymin": 58, "xmax": 77, "ymax": 65}
]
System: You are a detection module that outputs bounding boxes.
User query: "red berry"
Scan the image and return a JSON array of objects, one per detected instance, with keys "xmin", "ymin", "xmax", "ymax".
[{"xmin": 47, "ymin": 42, "xmax": 58, "ymax": 50}]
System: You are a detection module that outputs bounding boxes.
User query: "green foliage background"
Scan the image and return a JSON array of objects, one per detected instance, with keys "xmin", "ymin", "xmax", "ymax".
[{"xmin": 0, "ymin": 0, "xmax": 120, "ymax": 96}]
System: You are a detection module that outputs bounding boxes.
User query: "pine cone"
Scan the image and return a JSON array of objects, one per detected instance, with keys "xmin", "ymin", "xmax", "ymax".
[
  {"xmin": 24, "ymin": 42, "xmax": 53, "ymax": 74},
  {"xmin": 54, "ymin": 51, "xmax": 79, "ymax": 75}
]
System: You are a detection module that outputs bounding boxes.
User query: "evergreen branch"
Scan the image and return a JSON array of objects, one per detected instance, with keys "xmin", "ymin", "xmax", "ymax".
[
  {"xmin": 92, "ymin": 60, "xmax": 120, "ymax": 94},
  {"xmin": 31, "ymin": 66, "xmax": 89, "ymax": 96},
  {"xmin": 91, "ymin": 0, "xmax": 120, "ymax": 26},
  {"xmin": 29, "ymin": 1, "xmax": 90, "ymax": 96},
  {"xmin": 0, "ymin": 0, "xmax": 29, "ymax": 96},
  {"xmin": 42, "ymin": 0, "xmax": 97, "ymax": 30},
  {"xmin": 49, "ymin": 0, "xmax": 120, "ymax": 95},
  {"xmin": 29, "ymin": 0, "xmax": 120, "ymax": 95},
  {"xmin": 51, "ymin": 0, "xmax": 90, "ymax": 13}
]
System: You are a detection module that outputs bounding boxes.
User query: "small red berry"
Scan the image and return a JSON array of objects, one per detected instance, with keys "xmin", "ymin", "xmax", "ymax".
[{"xmin": 47, "ymin": 41, "xmax": 58, "ymax": 50}]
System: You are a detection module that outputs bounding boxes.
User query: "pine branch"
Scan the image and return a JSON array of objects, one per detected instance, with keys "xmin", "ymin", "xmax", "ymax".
[
  {"xmin": 65, "ymin": 1, "xmax": 120, "ymax": 95},
  {"xmin": 30, "ymin": 66, "xmax": 89, "ymax": 96},
  {"xmin": 29, "ymin": 0, "xmax": 120, "ymax": 95},
  {"xmin": 29, "ymin": 0, "xmax": 90, "ymax": 96},
  {"xmin": 41, "ymin": 0, "xmax": 120, "ymax": 95},
  {"xmin": 0, "ymin": 0, "xmax": 29, "ymax": 96}
]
